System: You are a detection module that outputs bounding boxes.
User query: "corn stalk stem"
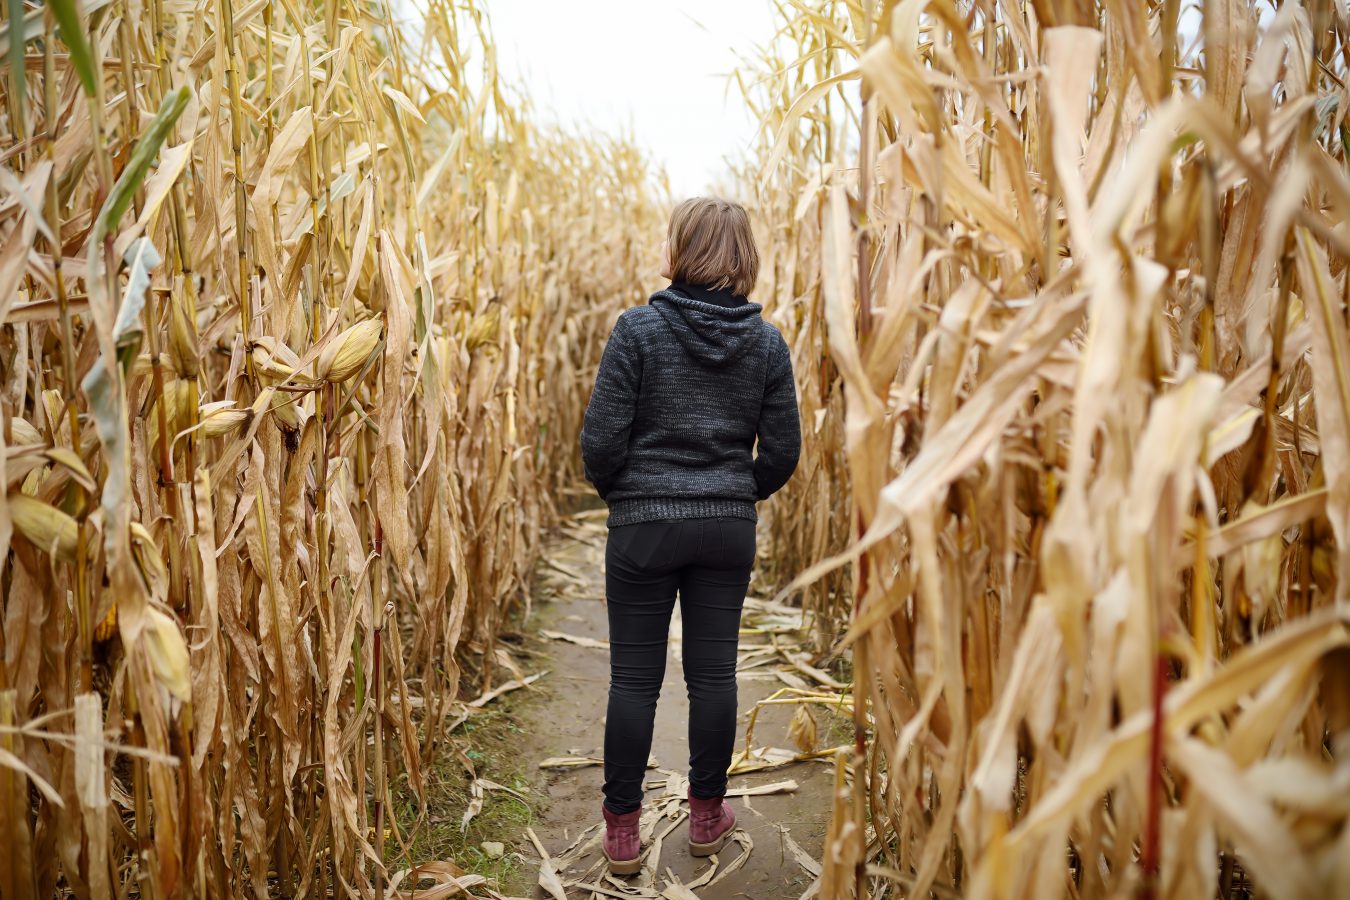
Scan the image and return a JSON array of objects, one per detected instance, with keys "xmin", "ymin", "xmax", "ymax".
[
  {"xmin": 217, "ymin": 0, "xmax": 253, "ymax": 380},
  {"xmin": 372, "ymin": 517, "xmax": 386, "ymax": 900}
]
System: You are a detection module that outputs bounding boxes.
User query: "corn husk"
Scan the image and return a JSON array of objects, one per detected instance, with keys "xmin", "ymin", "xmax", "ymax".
[
  {"xmin": 143, "ymin": 606, "xmax": 191, "ymax": 705},
  {"xmin": 315, "ymin": 318, "xmax": 383, "ymax": 383},
  {"xmin": 8, "ymin": 493, "xmax": 80, "ymax": 561},
  {"xmin": 198, "ymin": 401, "xmax": 251, "ymax": 438},
  {"xmin": 249, "ymin": 336, "xmax": 307, "ymax": 382},
  {"xmin": 7, "ymin": 418, "xmax": 43, "ymax": 446}
]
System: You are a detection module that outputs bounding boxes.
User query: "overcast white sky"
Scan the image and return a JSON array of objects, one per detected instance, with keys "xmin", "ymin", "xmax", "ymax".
[{"xmin": 481, "ymin": 0, "xmax": 779, "ymax": 198}]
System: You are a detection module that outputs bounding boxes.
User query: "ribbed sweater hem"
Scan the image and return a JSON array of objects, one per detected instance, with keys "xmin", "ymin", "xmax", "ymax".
[{"xmin": 605, "ymin": 497, "xmax": 757, "ymax": 527}]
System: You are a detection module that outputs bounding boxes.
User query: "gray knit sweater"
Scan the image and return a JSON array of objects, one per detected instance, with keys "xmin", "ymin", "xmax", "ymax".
[{"xmin": 580, "ymin": 284, "xmax": 802, "ymax": 527}]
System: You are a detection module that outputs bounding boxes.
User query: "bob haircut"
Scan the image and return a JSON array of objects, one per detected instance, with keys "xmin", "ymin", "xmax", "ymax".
[{"xmin": 666, "ymin": 197, "xmax": 760, "ymax": 298}]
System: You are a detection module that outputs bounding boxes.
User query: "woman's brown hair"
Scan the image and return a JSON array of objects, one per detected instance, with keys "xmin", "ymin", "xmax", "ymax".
[{"xmin": 666, "ymin": 197, "xmax": 760, "ymax": 298}]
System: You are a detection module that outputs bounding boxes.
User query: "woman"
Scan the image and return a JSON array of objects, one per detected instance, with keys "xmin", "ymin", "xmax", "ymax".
[{"xmin": 579, "ymin": 196, "xmax": 802, "ymax": 874}]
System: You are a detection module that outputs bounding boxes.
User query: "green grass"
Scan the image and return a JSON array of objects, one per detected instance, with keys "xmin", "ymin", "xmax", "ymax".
[
  {"xmin": 386, "ymin": 586, "xmax": 556, "ymax": 895},
  {"xmin": 387, "ymin": 699, "xmax": 541, "ymax": 894}
]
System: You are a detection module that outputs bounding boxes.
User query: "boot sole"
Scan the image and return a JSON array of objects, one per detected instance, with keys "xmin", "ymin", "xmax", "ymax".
[
  {"xmin": 689, "ymin": 830, "xmax": 731, "ymax": 857},
  {"xmin": 603, "ymin": 851, "xmax": 642, "ymax": 875}
]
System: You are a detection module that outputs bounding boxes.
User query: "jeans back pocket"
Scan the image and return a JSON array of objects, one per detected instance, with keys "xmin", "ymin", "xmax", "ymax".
[
  {"xmin": 608, "ymin": 520, "xmax": 681, "ymax": 571},
  {"xmin": 717, "ymin": 518, "xmax": 757, "ymax": 572}
]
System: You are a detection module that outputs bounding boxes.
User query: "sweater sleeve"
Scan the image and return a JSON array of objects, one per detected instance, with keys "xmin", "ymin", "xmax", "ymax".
[
  {"xmin": 753, "ymin": 329, "xmax": 801, "ymax": 500},
  {"xmin": 580, "ymin": 314, "xmax": 642, "ymax": 499}
]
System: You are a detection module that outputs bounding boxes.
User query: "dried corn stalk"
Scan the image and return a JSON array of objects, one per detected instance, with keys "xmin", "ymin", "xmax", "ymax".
[
  {"xmin": 741, "ymin": 1, "xmax": 1350, "ymax": 897},
  {"xmin": 0, "ymin": 0, "xmax": 661, "ymax": 894}
]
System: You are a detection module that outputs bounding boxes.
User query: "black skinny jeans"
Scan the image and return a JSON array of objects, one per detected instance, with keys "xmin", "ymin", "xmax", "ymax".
[{"xmin": 602, "ymin": 516, "xmax": 756, "ymax": 814}]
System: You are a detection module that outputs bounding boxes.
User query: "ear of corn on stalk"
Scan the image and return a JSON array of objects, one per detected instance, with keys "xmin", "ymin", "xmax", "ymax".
[
  {"xmin": 316, "ymin": 318, "xmax": 383, "ymax": 383},
  {"xmin": 8, "ymin": 492, "xmax": 80, "ymax": 561}
]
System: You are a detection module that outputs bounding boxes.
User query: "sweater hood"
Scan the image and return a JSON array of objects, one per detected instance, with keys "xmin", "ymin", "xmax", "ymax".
[{"xmin": 648, "ymin": 289, "xmax": 764, "ymax": 367}]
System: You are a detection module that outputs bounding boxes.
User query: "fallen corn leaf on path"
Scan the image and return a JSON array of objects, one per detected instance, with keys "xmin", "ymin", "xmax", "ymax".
[{"xmin": 505, "ymin": 499, "xmax": 850, "ymax": 899}]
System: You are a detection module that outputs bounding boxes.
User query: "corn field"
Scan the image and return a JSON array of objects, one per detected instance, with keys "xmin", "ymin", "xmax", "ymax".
[
  {"xmin": 4, "ymin": 0, "xmax": 1350, "ymax": 897},
  {"xmin": 0, "ymin": 0, "xmax": 660, "ymax": 895},
  {"xmin": 740, "ymin": 0, "xmax": 1350, "ymax": 897}
]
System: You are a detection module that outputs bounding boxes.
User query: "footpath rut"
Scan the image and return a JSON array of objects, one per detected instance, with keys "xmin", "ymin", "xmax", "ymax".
[{"xmin": 504, "ymin": 502, "xmax": 848, "ymax": 899}]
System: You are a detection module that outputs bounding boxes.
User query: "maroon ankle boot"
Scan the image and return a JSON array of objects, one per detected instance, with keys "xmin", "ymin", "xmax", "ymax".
[
  {"xmin": 687, "ymin": 789, "xmax": 736, "ymax": 856},
  {"xmin": 601, "ymin": 804, "xmax": 642, "ymax": 875}
]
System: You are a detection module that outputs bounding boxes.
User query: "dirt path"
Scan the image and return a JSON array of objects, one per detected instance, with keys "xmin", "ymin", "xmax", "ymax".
[{"xmin": 504, "ymin": 504, "xmax": 848, "ymax": 899}]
